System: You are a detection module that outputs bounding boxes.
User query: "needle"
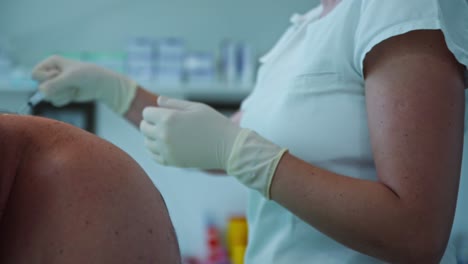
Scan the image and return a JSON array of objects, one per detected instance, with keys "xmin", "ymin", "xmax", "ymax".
[{"xmin": 19, "ymin": 91, "xmax": 44, "ymax": 115}]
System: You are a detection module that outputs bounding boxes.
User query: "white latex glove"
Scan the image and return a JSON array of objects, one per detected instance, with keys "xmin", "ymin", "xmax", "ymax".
[
  {"xmin": 140, "ymin": 96, "xmax": 288, "ymax": 198},
  {"xmin": 32, "ymin": 55, "xmax": 137, "ymax": 115}
]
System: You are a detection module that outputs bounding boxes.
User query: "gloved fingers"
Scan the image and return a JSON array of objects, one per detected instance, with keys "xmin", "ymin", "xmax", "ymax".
[
  {"xmin": 142, "ymin": 123, "xmax": 170, "ymax": 142},
  {"xmin": 39, "ymin": 76, "xmax": 76, "ymax": 107},
  {"xmin": 142, "ymin": 106, "xmax": 176, "ymax": 125},
  {"xmin": 157, "ymin": 96, "xmax": 198, "ymax": 110},
  {"xmin": 38, "ymin": 73, "xmax": 71, "ymax": 96},
  {"xmin": 32, "ymin": 55, "xmax": 66, "ymax": 81},
  {"xmin": 48, "ymin": 92, "xmax": 73, "ymax": 107},
  {"xmin": 32, "ymin": 68, "xmax": 60, "ymax": 83},
  {"xmin": 144, "ymin": 139, "xmax": 168, "ymax": 166},
  {"xmin": 140, "ymin": 120, "xmax": 159, "ymax": 140},
  {"xmin": 144, "ymin": 138, "xmax": 162, "ymax": 153},
  {"xmin": 151, "ymin": 152, "xmax": 167, "ymax": 166}
]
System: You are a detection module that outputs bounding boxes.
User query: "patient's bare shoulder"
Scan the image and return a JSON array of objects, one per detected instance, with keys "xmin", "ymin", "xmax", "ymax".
[
  {"xmin": 1, "ymin": 115, "xmax": 142, "ymax": 180},
  {"xmin": 0, "ymin": 114, "xmax": 181, "ymax": 263}
]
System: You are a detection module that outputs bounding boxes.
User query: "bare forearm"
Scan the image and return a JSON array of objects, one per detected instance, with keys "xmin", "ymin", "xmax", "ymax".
[
  {"xmin": 270, "ymin": 153, "xmax": 444, "ymax": 263},
  {"xmin": 124, "ymin": 86, "xmax": 159, "ymax": 127}
]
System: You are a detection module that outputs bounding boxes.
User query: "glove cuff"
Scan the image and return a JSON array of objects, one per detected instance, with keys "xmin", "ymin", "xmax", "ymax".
[
  {"xmin": 111, "ymin": 78, "xmax": 138, "ymax": 115},
  {"xmin": 226, "ymin": 129, "xmax": 288, "ymax": 199}
]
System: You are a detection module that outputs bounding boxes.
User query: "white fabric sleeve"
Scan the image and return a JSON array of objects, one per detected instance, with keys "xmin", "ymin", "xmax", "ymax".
[
  {"xmin": 354, "ymin": 0, "xmax": 442, "ymax": 76},
  {"xmin": 240, "ymin": 93, "xmax": 254, "ymax": 112},
  {"xmin": 438, "ymin": 0, "xmax": 468, "ymax": 69}
]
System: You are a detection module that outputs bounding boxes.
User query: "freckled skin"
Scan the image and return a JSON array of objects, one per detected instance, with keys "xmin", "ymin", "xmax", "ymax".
[{"xmin": 0, "ymin": 114, "xmax": 181, "ymax": 264}]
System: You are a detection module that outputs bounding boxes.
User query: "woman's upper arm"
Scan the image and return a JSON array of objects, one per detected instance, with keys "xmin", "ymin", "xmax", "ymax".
[{"xmin": 364, "ymin": 30, "xmax": 465, "ymax": 233}]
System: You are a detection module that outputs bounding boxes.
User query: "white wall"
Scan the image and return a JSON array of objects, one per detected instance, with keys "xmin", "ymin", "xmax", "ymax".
[{"xmin": 0, "ymin": 0, "xmax": 319, "ymax": 67}]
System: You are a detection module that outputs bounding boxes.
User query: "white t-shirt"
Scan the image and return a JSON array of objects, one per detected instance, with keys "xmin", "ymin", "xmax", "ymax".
[
  {"xmin": 438, "ymin": 0, "xmax": 468, "ymax": 73},
  {"xmin": 240, "ymin": 1, "xmax": 467, "ymax": 263}
]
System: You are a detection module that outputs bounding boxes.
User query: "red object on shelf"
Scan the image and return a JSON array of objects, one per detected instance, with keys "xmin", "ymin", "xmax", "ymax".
[
  {"xmin": 183, "ymin": 256, "xmax": 202, "ymax": 264},
  {"xmin": 206, "ymin": 224, "xmax": 230, "ymax": 264}
]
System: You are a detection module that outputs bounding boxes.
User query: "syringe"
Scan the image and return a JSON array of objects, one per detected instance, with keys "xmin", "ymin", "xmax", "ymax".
[{"xmin": 19, "ymin": 91, "xmax": 45, "ymax": 115}]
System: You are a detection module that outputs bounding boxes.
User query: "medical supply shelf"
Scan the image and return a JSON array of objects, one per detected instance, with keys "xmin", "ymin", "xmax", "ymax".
[
  {"xmin": 147, "ymin": 84, "xmax": 252, "ymax": 105},
  {"xmin": 0, "ymin": 83, "xmax": 37, "ymax": 93},
  {"xmin": 0, "ymin": 83, "xmax": 252, "ymax": 106}
]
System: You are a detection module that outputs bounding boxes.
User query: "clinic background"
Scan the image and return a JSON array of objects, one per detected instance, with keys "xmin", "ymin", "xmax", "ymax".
[{"xmin": 1, "ymin": 0, "xmax": 467, "ymax": 261}]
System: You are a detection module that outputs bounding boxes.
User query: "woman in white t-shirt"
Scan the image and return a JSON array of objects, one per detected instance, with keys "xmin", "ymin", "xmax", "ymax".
[{"xmin": 33, "ymin": 0, "xmax": 467, "ymax": 262}]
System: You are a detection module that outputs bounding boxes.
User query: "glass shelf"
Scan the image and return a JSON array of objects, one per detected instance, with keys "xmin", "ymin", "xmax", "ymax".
[{"xmin": 0, "ymin": 82, "xmax": 253, "ymax": 105}]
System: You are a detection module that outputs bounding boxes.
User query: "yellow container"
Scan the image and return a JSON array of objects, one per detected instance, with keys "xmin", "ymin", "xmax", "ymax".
[
  {"xmin": 227, "ymin": 216, "xmax": 248, "ymax": 263},
  {"xmin": 231, "ymin": 245, "xmax": 246, "ymax": 264}
]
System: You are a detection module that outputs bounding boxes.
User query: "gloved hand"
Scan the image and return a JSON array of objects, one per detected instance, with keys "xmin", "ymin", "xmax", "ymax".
[
  {"xmin": 32, "ymin": 55, "xmax": 138, "ymax": 115},
  {"xmin": 140, "ymin": 96, "xmax": 288, "ymax": 198}
]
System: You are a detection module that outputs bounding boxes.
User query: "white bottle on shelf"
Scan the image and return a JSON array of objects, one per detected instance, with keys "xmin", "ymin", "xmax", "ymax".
[
  {"xmin": 237, "ymin": 42, "xmax": 255, "ymax": 88},
  {"xmin": 185, "ymin": 51, "xmax": 216, "ymax": 87},
  {"xmin": 153, "ymin": 38, "xmax": 185, "ymax": 86},
  {"xmin": 221, "ymin": 40, "xmax": 237, "ymax": 87},
  {"xmin": 126, "ymin": 37, "xmax": 154, "ymax": 83}
]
